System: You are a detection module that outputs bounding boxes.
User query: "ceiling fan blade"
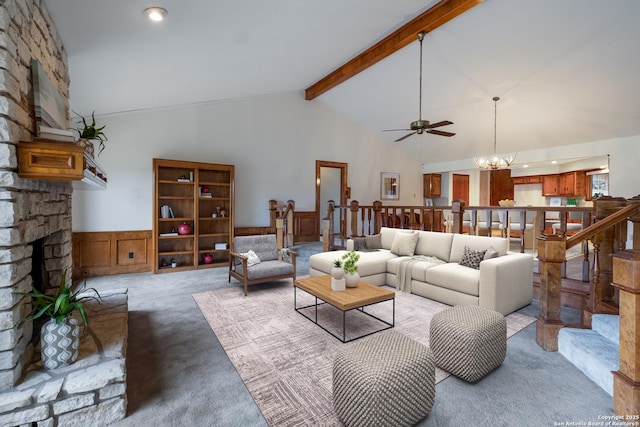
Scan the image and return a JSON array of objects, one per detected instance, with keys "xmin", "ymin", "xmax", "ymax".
[
  {"xmin": 395, "ymin": 132, "xmax": 417, "ymax": 142},
  {"xmin": 426, "ymin": 120, "xmax": 453, "ymax": 129},
  {"xmin": 383, "ymin": 128, "xmax": 412, "ymax": 132},
  {"xmin": 427, "ymin": 129, "xmax": 455, "ymax": 137}
]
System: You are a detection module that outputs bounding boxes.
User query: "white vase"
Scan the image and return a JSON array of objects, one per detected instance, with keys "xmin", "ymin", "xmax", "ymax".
[
  {"xmin": 344, "ymin": 272, "xmax": 360, "ymax": 288},
  {"xmin": 331, "ymin": 267, "xmax": 345, "ymax": 279},
  {"xmin": 41, "ymin": 317, "xmax": 80, "ymax": 370}
]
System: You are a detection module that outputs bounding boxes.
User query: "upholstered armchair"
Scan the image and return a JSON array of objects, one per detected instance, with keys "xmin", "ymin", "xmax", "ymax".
[{"xmin": 228, "ymin": 234, "xmax": 297, "ymax": 296}]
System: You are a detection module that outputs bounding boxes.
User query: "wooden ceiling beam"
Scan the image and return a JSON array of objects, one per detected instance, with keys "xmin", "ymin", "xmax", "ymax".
[{"xmin": 304, "ymin": 0, "xmax": 483, "ymax": 101}]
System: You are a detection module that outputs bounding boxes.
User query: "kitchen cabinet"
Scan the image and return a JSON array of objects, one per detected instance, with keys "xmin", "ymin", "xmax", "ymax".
[
  {"xmin": 423, "ymin": 173, "xmax": 441, "ymax": 198},
  {"xmin": 542, "ymin": 175, "xmax": 560, "ymax": 196}
]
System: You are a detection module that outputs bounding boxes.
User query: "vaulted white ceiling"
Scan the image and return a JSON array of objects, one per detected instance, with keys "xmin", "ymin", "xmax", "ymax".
[{"xmin": 44, "ymin": 0, "xmax": 640, "ymax": 164}]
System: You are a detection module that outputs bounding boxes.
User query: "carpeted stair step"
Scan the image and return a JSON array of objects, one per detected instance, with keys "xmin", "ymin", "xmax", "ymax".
[
  {"xmin": 592, "ymin": 314, "xmax": 619, "ymax": 344},
  {"xmin": 558, "ymin": 327, "xmax": 619, "ymax": 396}
]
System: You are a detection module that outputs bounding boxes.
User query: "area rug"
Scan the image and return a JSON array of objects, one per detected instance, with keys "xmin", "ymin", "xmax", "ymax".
[{"xmin": 193, "ymin": 283, "xmax": 535, "ymax": 426}]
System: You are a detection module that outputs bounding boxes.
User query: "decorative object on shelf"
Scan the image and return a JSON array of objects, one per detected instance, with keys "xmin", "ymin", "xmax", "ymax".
[
  {"xmin": 13, "ymin": 270, "xmax": 101, "ymax": 370},
  {"xmin": 474, "ymin": 97, "xmax": 516, "ymax": 170},
  {"xmin": 72, "ymin": 110, "xmax": 108, "ymax": 157},
  {"xmin": 171, "ymin": 259, "xmax": 177, "ymax": 268},
  {"xmin": 211, "ymin": 213, "xmax": 217, "ymax": 218},
  {"xmin": 220, "ymin": 210, "xmax": 227, "ymax": 217},
  {"xmin": 202, "ymin": 186, "xmax": 210, "ymax": 193},
  {"xmin": 214, "ymin": 242, "xmax": 228, "ymax": 250},
  {"xmin": 203, "ymin": 253, "xmax": 214, "ymax": 264},
  {"xmin": 342, "ymin": 250, "xmax": 360, "ymax": 288},
  {"xmin": 216, "ymin": 206, "xmax": 222, "ymax": 216},
  {"xmin": 177, "ymin": 222, "xmax": 192, "ymax": 235},
  {"xmin": 380, "ymin": 172, "xmax": 400, "ymax": 200}
]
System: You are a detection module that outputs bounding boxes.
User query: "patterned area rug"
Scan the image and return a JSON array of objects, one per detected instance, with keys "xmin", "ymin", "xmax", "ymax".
[{"xmin": 193, "ymin": 283, "xmax": 535, "ymax": 426}]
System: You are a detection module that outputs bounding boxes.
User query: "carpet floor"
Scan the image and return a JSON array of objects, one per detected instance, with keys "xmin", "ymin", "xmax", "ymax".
[
  {"xmin": 84, "ymin": 247, "xmax": 615, "ymax": 427},
  {"xmin": 193, "ymin": 284, "xmax": 534, "ymax": 425}
]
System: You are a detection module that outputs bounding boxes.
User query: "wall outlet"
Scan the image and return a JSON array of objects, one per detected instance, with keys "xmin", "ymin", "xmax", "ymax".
[{"xmin": 128, "ymin": 252, "xmax": 134, "ymax": 259}]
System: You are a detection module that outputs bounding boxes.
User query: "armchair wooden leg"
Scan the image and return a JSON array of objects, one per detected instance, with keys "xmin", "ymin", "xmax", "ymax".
[{"xmin": 244, "ymin": 280, "xmax": 248, "ymax": 296}]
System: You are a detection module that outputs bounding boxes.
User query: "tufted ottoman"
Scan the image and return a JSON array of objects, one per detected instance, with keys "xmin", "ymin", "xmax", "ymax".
[
  {"xmin": 333, "ymin": 330, "xmax": 435, "ymax": 427},
  {"xmin": 430, "ymin": 304, "xmax": 506, "ymax": 382}
]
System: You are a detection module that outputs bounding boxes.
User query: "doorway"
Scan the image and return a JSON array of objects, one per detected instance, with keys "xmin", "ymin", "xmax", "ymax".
[
  {"xmin": 315, "ymin": 160, "xmax": 348, "ymax": 242},
  {"xmin": 452, "ymin": 173, "xmax": 469, "ymax": 204}
]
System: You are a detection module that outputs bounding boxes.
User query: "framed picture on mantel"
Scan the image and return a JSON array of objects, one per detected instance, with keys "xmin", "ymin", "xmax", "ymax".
[{"xmin": 380, "ymin": 172, "xmax": 399, "ymax": 200}]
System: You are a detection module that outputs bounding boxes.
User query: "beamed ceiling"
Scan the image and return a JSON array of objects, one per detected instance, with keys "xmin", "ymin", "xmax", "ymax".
[{"xmin": 44, "ymin": 0, "xmax": 640, "ymax": 164}]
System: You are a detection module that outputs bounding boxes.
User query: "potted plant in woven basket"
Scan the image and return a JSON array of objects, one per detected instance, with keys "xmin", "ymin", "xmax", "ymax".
[{"xmin": 15, "ymin": 270, "xmax": 101, "ymax": 370}]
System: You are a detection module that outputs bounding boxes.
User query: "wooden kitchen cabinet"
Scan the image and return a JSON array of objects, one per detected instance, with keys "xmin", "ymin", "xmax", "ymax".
[
  {"xmin": 559, "ymin": 171, "xmax": 586, "ymax": 196},
  {"xmin": 542, "ymin": 175, "xmax": 559, "ymax": 196},
  {"xmin": 423, "ymin": 173, "xmax": 441, "ymax": 198}
]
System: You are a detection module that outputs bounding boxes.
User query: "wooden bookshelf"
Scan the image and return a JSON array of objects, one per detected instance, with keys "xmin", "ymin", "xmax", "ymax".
[{"xmin": 152, "ymin": 158, "xmax": 234, "ymax": 273}]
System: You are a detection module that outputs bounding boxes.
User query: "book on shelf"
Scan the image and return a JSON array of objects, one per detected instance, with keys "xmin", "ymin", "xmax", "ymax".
[
  {"xmin": 200, "ymin": 193, "xmax": 212, "ymax": 198},
  {"xmin": 214, "ymin": 242, "xmax": 228, "ymax": 250},
  {"xmin": 159, "ymin": 232, "xmax": 179, "ymax": 237},
  {"xmin": 177, "ymin": 178, "xmax": 191, "ymax": 182}
]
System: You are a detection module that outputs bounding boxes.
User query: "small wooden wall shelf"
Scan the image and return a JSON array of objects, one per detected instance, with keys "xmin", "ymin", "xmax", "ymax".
[{"xmin": 18, "ymin": 140, "xmax": 107, "ymax": 189}]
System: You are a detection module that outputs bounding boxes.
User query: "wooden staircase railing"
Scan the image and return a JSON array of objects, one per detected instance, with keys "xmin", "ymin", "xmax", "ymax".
[
  {"xmin": 269, "ymin": 199, "xmax": 294, "ymax": 249},
  {"xmin": 536, "ymin": 195, "xmax": 640, "ymax": 417}
]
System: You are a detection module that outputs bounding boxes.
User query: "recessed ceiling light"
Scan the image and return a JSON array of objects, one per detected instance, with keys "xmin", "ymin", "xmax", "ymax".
[
  {"xmin": 144, "ymin": 7, "xmax": 167, "ymax": 22},
  {"xmin": 523, "ymin": 165, "xmax": 529, "ymax": 168},
  {"xmin": 551, "ymin": 160, "xmax": 558, "ymax": 164}
]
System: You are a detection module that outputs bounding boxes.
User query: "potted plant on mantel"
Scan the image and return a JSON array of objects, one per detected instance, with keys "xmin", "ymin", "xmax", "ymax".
[
  {"xmin": 73, "ymin": 110, "xmax": 107, "ymax": 157},
  {"xmin": 341, "ymin": 250, "xmax": 360, "ymax": 288},
  {"xmin": 14, "ymin": 270, "xmax": 101, "ymax": 370}
]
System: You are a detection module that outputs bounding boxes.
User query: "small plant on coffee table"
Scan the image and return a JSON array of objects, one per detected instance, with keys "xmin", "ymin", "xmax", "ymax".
[{"xmin": 341, "ymin": 250, "xmax": 360, "ymax": 274}]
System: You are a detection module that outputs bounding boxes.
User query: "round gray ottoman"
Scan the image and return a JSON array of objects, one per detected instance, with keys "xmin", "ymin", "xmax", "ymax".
[
  {"xmin": 430, "ymin": 304, "xmax": 506, "ymax": 382},
  {"xmin": 333, "ymin": 330, "xmax": 435, "ymax": 427}
]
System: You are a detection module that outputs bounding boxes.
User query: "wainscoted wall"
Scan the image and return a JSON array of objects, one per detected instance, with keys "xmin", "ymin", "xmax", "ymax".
[{"xmin": 72, "ymin": 230, "xmax": 153, "ymax": 279}]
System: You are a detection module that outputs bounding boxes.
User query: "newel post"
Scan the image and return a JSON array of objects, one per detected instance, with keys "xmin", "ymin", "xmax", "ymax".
[
  {"xmin": 286, "ymin": 200, "xmax": 295, "ymax": 247},
  {"xmin": 350, "ymin": 200, "xmax": 360, "ymax": 238},
  {"xmin": 451, "ymin": 200, "xmax": 465, "ymax": 234},
  {"xmin": 611, "ymin": 250, "xmax": 640, "ymax": 417},
  {"xmin": 373, "ymin": 201, "xmax": 383, "ymax": 234},
  {"xmin": 536, "ymin": 234, "xmax": 566, "ymax": 351},
  {"xmin": 627, "ymin": 195, "xmax": 640, "ymax": 250},
  {"xmin": 276, "ymin": 218, "xmax": 284, "ymax": 255},
  {"xmin": 269, "ymin": 199, "xmax": 278, "ymax": 232}
]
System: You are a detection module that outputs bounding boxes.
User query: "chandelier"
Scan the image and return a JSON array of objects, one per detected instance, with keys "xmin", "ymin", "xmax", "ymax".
[{"xmin": 474, "ymin": 96, "xmax": 516, "ymax": 169}]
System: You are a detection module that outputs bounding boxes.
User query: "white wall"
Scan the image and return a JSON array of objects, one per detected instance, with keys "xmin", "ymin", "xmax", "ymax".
[{"xmin": 72, "ymin": 92, "xmax": 422, "ymax": 231}]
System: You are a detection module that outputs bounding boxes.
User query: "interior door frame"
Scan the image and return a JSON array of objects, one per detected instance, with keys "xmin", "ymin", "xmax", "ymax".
[{"xmin": 315, "ymin": 160, "xmax": 349, "ymax": 239}]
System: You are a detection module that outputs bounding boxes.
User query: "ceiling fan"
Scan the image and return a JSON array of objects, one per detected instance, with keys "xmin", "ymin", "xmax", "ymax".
[{"xmin": 384, "ymin": 32, "xmax": 455, "ymax": 142}]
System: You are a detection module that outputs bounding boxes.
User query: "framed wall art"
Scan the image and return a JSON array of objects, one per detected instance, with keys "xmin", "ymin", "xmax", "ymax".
[{"xmin": 380, "ymin": 172, "xmax": 399, "ymax": 200}]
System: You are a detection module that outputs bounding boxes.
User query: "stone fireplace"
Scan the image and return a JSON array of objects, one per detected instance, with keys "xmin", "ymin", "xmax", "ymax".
[{"xmin": 0, "ymin": 1, "xmax": 127, "ymax": 425}]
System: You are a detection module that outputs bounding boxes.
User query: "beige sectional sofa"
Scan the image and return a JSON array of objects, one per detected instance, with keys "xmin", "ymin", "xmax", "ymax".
[{"xmin": 309, "ymin": 227, "xmax": 533, "ymax": 315}]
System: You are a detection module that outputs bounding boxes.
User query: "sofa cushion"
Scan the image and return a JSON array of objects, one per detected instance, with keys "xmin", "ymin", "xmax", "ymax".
[
  {"xmin": 458, "ymin": 246, "xmax": 486, "ymax": 270},
  {"xmin": 246, "ymin": 260, "xmax": 294, "ymax": 280},
  {"xmin": 386, "ymin": 256, "xmax": 446, "ymax": 281},
  {"xmin": 380, "ymin": 227, "xmax": 411, "ymax": 250},
  {"xmin": 309, "ymin": 249, "xmax": 396, "ymax": 277},
  {"xmin": 449, "ymin": 235, "xmax": 508, "ymax": 263},
  {"xmin": 484, "ymin": 246, "xmax": 499, "ymax": 260},
  {"xmin": 425, "ymin": 263, "xmax": 480, "ymax": 296},
  {"xmin": 366, "ymin": 233, "xmax": 383, "ymax": 249},
  {"xmin": 391, "ymin": 232, "xmax": 419, "ymax": 256},
  {"xmin": 415, "ymin": 232, "xmax": 454, "ymax": 262},
  {"xmin": 234, "ymin": 235, "xmax": 278, "ymax": 262}
]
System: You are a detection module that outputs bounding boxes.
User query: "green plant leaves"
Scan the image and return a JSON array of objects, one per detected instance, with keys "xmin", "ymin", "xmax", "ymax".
[{"xmin": 13, "ymin": 270, "xmax": 101, "ymax": 326}]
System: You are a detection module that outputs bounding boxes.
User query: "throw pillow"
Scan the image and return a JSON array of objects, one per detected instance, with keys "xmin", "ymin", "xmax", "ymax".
[
  {"xmin": 484, "ymin": 246, "xmax": 499, "ymax": 260},
  {"xmin": 241, "ymin": 249, "xmax": 261, "ymax": 267},
  {"xmin": 365, "ymin": 233, "xmax": 382, "ymax": 249},
  {"xmin": 280, "ymin": 248, "xmax": 291, "ymax": 263},
  {"xmin": 352, "ymin": 237, "xmax": 367, "ymax": 251},
  {"xmin": 390, "ymin": 231, "xmax": 419, "ymax": 256},
  {"xmin": 459, "ymin": 245, "xmax": 487, "ymax": 270}
]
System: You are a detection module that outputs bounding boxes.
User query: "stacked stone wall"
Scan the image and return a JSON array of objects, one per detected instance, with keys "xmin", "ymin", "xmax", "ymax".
[{"xmin": 0, "ymin": 0, "xmax": 73, "ymax": 392}]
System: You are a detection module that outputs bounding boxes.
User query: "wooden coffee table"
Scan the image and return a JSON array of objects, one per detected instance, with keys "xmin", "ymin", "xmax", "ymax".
[{"xmin": 294, "ymin": 275, "xmax": 395, "ymax": 342}]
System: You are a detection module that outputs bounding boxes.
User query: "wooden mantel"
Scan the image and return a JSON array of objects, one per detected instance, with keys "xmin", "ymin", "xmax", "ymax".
[{"xmin": 18, "ymin": 140, "xmax": 107, "ymax": 190}]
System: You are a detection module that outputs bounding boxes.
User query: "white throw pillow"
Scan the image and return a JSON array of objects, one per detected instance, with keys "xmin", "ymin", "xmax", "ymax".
[
  {"xmin": 241, "ymin": 249, "xmax": 261, "ymax": 267},
  {"xmin": 390, "ymin": 232, "xmax": 419, "ymax": 256}
]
